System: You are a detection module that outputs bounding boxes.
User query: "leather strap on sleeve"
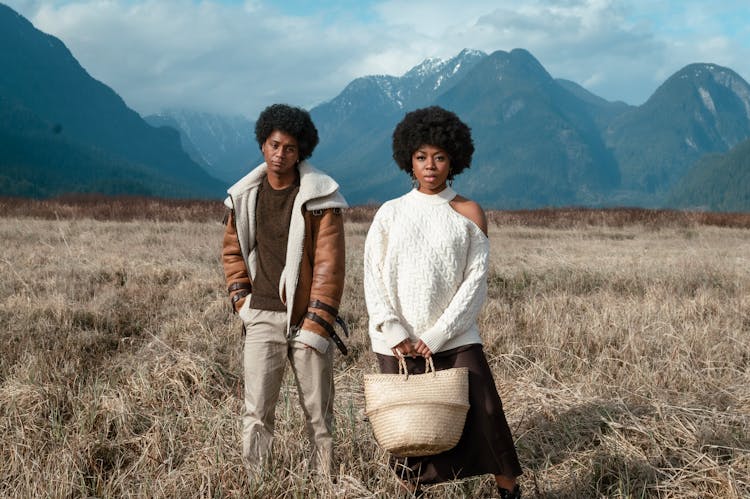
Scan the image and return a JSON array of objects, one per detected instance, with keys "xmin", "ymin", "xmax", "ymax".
[
  {"xmin": 309, "ymin": 299, "xmax": 338, "ymax": 317},
  {"xmin": 304, "ymin": 311, "xmax": 348, "ymax": 355},
  {"xmin": 231, "ymin": 290, "xmax": 249, "ymax": 306},
  {"xmin": 228, "ymin": 282, "xmax": 252, "ymax": 293}
]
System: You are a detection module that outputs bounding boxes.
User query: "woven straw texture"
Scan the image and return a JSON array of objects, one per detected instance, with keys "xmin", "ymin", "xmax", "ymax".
[{"xmin": 364, "ymin": 359, "xmax": 469, "ymax": 457}]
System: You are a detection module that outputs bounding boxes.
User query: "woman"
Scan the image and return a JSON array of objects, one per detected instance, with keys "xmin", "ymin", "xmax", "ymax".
[{"xmin": 364, "ymin": 106, "xmax": 522, "ymax": 497}]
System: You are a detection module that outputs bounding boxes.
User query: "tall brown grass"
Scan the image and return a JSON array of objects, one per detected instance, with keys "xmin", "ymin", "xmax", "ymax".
[
  {"xmin": 0, "ymin": 199, "xmax": 748, "ymax": 497},
  {"xmin": 0, "ymin": 195, "xmax": 226, "ymax": 222},
  {"xmin": 4, "ymin": 196, "xmax": 749, "ymax": 228}
]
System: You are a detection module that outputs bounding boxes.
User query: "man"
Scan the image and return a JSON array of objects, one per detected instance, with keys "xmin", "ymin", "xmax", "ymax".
[{"xmin": 221, "ymin": 103, "xmax": 347, "ymax": 476}]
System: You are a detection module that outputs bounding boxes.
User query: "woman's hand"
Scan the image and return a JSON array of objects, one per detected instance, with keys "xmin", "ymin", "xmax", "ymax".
[
  {"xmin": 414, "ymin": 339, "xmax": 432, "ymax": 359},
  {"xmin": 391, "ymin": 339, "xmax": 432, "ymax": 358},
  {"xmin": 391, "ymin": 339, "xmax": 417, "ymax": 358}
]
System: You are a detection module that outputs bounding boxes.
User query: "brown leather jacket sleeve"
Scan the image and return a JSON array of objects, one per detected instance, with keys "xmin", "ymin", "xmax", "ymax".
[
  {"xmin": 300, "ymin": 208, "xmax": 346, "ymax": 333},
  {"xmin": 221, "ymin": 210, "xmax": 252, "ymax": 313}
]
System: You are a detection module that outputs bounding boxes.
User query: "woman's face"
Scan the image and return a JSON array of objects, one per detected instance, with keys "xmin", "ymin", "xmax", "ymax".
[{"xmin": 412, "ymin": 144, "xmax": 450, "ymax": 194}]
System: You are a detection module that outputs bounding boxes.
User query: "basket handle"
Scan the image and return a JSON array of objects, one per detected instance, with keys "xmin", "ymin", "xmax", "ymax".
[{"xmin": 396, "ymin": 353, "xmax": 436, "ymax": 379}]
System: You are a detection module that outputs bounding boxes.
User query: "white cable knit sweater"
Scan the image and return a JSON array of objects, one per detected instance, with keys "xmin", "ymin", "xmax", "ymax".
[{"xmin": 364, "ymin": 187, "xmax": 489, "ymax": 356}]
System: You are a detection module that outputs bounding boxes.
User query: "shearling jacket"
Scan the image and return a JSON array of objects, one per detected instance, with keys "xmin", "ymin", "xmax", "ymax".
[{"xmin": 222, "ymin": 161, "xmax": 347, "ymax": 351}]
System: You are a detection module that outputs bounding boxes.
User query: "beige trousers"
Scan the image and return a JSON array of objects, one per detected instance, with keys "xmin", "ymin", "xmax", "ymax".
[{"xmin": 242, "ymin": 308, "xmax": 335, "ymax": 475}]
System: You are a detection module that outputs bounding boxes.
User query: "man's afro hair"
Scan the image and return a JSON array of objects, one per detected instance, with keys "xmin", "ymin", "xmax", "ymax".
[
  {"xmin": 392, "ymin": 106, "xmax": 474, "ymax": 179},
  {"xmin": 255, "ymin": 104, "xmax": 319, "ymax": 161}
]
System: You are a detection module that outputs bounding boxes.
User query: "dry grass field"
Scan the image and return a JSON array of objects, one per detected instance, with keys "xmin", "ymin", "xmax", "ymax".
[{"xmin": 1, "ymin": 198, "xmax": 748, "ymax": 498}]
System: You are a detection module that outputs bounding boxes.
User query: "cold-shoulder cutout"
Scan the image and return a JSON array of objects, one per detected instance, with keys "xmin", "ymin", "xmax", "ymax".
[{"xmin": 449, "ymin": 195, "xmax": 488, "ymax": 236}]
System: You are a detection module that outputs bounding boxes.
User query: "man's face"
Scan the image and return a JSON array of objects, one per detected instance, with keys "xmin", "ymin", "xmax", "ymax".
[{"xmin": 262, "ymin": 129, "xmax": 300, "ymax": 179}]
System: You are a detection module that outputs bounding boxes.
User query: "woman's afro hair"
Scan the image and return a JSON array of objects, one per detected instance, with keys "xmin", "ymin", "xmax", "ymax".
[
  {"xmin": 392, "ymin": 106, "xmax": 474, "ymax": 179},
  {"xmin": 255, "ymin": 104, "xmax": 319, "ymax": 161}
]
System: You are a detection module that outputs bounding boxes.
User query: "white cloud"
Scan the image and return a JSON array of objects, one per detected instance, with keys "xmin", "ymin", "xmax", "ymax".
[
  {"xmin": 371, "ymin": 0, "xmax": 667, "ymax": 104},
  {"xmin": 8, "ymin": 0, "xmax": 381, "ymax": 117},
  {"xmin": 4, "ymin": 0, "xmax": 750, "ymax": 117}
]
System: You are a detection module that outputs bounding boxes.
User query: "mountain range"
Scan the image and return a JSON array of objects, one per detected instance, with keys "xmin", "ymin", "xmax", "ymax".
[
  {"xmin": 607, "ymin": 63, "xmax": 750, "ymax": 203},
  {"xmin": 304, "ymin": 48, "xmax": 750, "ymax": 209},
  {"xmin": 668, "ymin": 136, "xmax": 750, "ymax": 212},
  {"xmin": 0, "ymin": 3, "xmax": 224, "ymax": 199},
  {"xmin": 144, "ymin": 110, "xmax": 257, "ymax": 184},
  {"xmin": 1, "ymin": 3, "xmax": 748, "ymax": 210},
  {"xmin": 165, "ymin": 48, "xmax": 750, "ymax": 210}
]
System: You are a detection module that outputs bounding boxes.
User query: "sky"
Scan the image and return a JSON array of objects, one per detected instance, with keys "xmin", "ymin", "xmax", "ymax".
[{"xmin": 5, "ymin": 0, "xmax": 750, "ymax": 120}]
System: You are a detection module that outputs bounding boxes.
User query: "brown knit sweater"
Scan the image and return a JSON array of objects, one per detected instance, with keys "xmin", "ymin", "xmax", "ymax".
[{"xmin": 249, "ymin": 175, "xmax": 300, "ymax": 311}]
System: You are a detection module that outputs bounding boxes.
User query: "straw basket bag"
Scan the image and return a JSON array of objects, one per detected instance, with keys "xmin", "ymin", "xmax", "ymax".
[{"xmin": 363, "ymin": 356, "xmax": 470, "ymax": 456}]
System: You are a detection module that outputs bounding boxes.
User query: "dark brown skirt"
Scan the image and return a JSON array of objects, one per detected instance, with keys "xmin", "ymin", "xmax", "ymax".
[{"xmin": 376, "ymin": 344, "xmax": 522, "ymax": 484}]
